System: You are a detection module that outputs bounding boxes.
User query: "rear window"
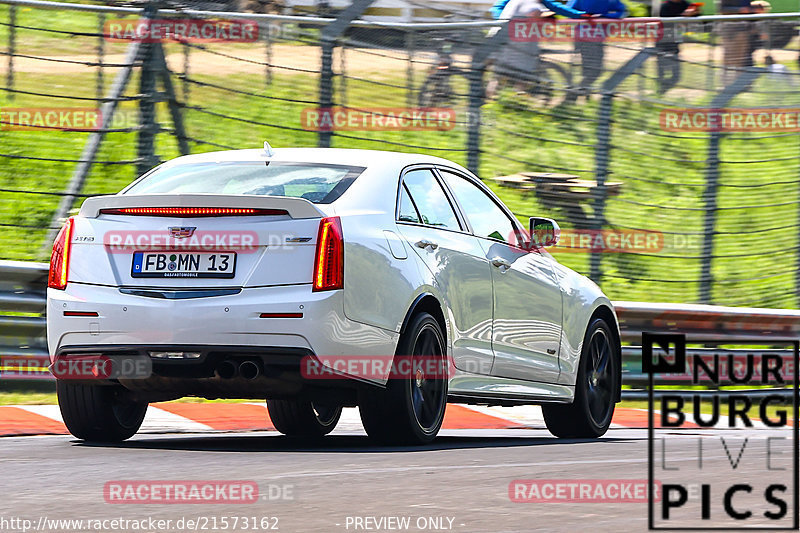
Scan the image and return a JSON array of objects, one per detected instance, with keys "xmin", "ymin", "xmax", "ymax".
[{"xmin": 123, "ymin": 161, "xmax": 365, "ymax": 204}]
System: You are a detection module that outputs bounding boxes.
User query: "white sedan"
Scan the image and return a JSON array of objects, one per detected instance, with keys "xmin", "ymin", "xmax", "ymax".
[{"xmin": 46, "ymin": 146, "xmax": 620, "ymax": 444}]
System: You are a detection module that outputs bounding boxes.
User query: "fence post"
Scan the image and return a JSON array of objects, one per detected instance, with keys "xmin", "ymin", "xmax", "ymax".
[
  {"xmin": 96, "ymin": 13, "xmax": 105, "ymax": 101},
  {"xmin": 153, "ymin": 44, "xmax": 189, "ymax": 157},
  {"xmin": 706, "ymin": 22, "xmax": 716, "ymax": 92},
  {"xmin": 698, "ymin": 68, "xmax": 764, "ymax": 304},
  {"xmin": 136, "ymin": 3, "xmax": 159, "ymax": 177},
  {"xmin": 405, "ymin": 28, "xmax": 415, "ymax": 108},
  {"xmin": 466, "ymin": 24, "xmax": 509, "ymax": 175},
  {"xmin": 797, "ymin": 135, "xmax": 800, "ymax": 308},
  {"xmin": 43, "ymin": 19, "xmax": 147, "ymax": 252},
  {"xmin": 182, "ymin": 41, "xmax": 190, "ymax": 102},
  {"xmin": 264, "ymin": 20, "xmax": 272, "ymax": 87},
  {"xmin": 317, "ymin": 0, "xmax": 374, "ymax": 148},
  {"xmin": 339, "ymin": 42, "xmax": 347, "ymax": 107},
  {"xmin": 318, "ymin": 43, "xmax": 334, "ymax": 148},
  {"xmin": 590, "ymin": 48, "xmax": 654, "ymax": 283},
  {"xmin": 7, "ymin": 5, "xmax": 15, "ymax": 100}
]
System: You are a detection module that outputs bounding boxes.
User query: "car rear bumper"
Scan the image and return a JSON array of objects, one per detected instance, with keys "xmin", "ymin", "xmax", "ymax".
[
  {"xmin": 50, "ymin": 344, "xmax": 360, "ymax": 402},
  {"xmin": 47, "ymin": 282, "xmax": 399, "ymax": 389}
]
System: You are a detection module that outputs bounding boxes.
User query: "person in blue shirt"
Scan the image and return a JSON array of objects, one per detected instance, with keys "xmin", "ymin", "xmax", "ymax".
[
  {"xmin": 542, "ymin": 0, "xmax": 627, "ymax": 17},
  {"xmin": 491, "ymin": 0, "xmax": 511, "ymax": 18},
  {"xmin": 493, "ymin": 0, "xmax": 626, "ymax": 19},
  {"xmin": 553, "ymin": 0, "xmax": 627, "ymax": 101}
]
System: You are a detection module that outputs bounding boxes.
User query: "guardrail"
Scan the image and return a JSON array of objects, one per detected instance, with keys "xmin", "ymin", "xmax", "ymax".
[
  {"xmin": 2, "ymin": 262, "xmax": 798, "ymax": 400},
  {"xmin": 614, "ymin": 301, "xmax": 800, "ymax": 344},
  {"xmin": 0, "ymin": 260, "xmax": 49, "ymax": 379}
]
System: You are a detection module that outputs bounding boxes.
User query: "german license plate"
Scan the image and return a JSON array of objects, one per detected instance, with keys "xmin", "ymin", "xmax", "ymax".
[{"xmin": 131, "ymin": 252, "xmax": 236, "ymax": 278}]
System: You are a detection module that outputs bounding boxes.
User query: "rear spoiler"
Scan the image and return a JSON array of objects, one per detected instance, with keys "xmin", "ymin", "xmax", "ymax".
[{"xmin": 79, "ymin": 194, "xmax": 326, "ymax": 219}]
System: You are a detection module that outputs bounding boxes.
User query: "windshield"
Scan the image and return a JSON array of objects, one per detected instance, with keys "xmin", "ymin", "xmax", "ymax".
[{"xmin": 123, "ymin": 161, "xmax": 365, "ymax": 204}]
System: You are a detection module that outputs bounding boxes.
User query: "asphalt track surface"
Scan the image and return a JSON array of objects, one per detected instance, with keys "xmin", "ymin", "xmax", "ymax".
[{"xmin": 1, "ymin": 423, "xmax": 795, "ymax": 533}]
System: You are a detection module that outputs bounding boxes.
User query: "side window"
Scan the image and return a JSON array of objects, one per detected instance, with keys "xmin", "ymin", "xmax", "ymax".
[
  {"xmin": 402, "ymin": 169, "xmax": 461, "ymax": 231},
  {"xmin": 439, "ymin": 170, "xmax": 518, "ymax": 244},
  {"xmin": 398, "ymin": 184, "xmax": 421, "ymax": 223}
]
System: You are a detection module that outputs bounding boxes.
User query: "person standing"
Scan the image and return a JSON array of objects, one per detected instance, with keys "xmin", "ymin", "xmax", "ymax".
[
  {"xmin": 543, "ymin": 0, "xmax": 628, "ymax": 101},
  {"xmin": 745, "ymin": 0, "xmax": 770, "ymax": 67},
  {"xmin": 719, "ymin": 0, "xmax": 753, "ymax": 85},
  {"xmin": 491, "ymin": 0, "xmax": 513, "ymax": 18},
  {"xmin": 656, "ymin": 0, "xmax": 699, "ymax": 94},
  {"xmin": 487, "ymin": 0, "xmax": 552, "ymax": 98}
]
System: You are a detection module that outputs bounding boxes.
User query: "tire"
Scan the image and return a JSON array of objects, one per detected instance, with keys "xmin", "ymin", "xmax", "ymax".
[
  {"xmin": 57, "ymin": 381, "xmax": 148, "ymax": 442},
  {"xmin": 417, "ymin": 72, "xmax": 451, "ymax": 108},
  {"xmin": 529, "ymin": 61, "xmax": 572, "ymax": 107},
  {"xmin": 542, "ymin": 317, "xmax": 618, "ymax": 438},
  {"xmin": 266, "ymin": 399, "xmax": 342, "ymax": 438},
  {"xmin": 359, "ymin": 312, "xmax": 448, "ymax": 445}
]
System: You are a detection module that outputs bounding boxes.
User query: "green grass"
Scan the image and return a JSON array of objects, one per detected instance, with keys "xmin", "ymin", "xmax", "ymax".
[
  {"xmin": 0, "ymin": 381, "xmax": 56, "ymax": 405},
  {"xmin": 0, "ymin": 4, "xmax": 133, "ymax": 56},
  {"xmin": 1, "ymin": 24, "xmax": 799, "ymax": 305}
]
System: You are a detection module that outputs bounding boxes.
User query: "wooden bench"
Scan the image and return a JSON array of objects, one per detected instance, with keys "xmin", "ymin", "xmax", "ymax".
[{"xmin": 492, "ymin": 172, "xmax": 622, "ymax": 227}]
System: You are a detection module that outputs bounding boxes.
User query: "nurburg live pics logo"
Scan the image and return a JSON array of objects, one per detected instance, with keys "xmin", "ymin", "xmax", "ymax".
[{"xmin": 644, "ymin": 332, "xmax": 799, "ymax": 530}]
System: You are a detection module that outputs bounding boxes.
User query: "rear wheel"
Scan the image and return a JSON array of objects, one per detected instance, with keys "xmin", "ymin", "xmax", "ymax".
[
  {"xmin": 57, "ymin": 381, "xmax": 148, "ymax": 442},
  {"xmin": 542, "ymin": 317, "xmax": 618, "ymax": 438},
  {"xmin": 417, "ymin": 71, "xmax": 453, "ymax": 108},
  {"xmin": 529, "ymin": 60, "xmax": 572, "ymax": 107},
  {"xmin": 266, "ymin": 399, "xmax": 342, "ymax": 438},
  {"xmin": 359, "ymin": 312, "xmax": 448, "ymax": 445}
]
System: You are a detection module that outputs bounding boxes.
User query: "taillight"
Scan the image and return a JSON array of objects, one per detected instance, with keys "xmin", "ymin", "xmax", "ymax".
[
  {"xmin": 98, "ymin": 207, "xmax": 288, "ymax": 217},
  {"xmin": 48, "ymin": 217, "xmax": 74, "ymax": 290},
  {"xmin": 313, "ymin": 217, "xmax": 344, "ymax": 292}
]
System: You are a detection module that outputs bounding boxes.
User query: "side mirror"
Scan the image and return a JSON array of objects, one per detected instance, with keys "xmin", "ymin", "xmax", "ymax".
[{"xmin": 529, "ymin": 217, "xmax": 560, "ymax": 248}]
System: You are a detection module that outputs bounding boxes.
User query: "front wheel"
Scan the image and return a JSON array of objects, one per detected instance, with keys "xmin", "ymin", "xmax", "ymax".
[
  {"xmin": 542, "ymin": 317, "xmax": 618, "ymax": 438},
  {"xmin": 359, "ymin": 312, "xmax": 448, "ymax": 445},
  {"xmin": 266, "ymin": 399, "xmax": 342, "ymax": 438},
  {"xmin": 57, "ymin": 381, "xmax": 148, "ymax": 442}
]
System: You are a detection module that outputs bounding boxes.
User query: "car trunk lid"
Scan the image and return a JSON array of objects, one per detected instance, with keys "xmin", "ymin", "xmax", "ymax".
[{"xmin": 69, "ymin": 194, "xmax": 325, "ymax": 288}]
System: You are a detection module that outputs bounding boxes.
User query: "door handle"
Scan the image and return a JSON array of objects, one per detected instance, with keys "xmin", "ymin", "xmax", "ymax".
[
  {"xmin": 491, "ymin": 257, "xmax": 511, "ymax": 269},
  {"xmin": 415, "ymin": 239, "xmax": 439, "ymax": 250}
]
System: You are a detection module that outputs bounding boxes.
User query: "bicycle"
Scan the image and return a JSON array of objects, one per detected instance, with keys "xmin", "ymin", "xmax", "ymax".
[
  {"xmin": 485, "ymin": 56, "xmax": 573, "ymax": 107},
  {"xmin": 416, "ymin": 38, "xmax": 573, "ymax": 108}
]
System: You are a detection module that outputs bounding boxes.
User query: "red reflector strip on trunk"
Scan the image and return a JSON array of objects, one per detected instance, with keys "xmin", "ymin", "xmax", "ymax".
[
  {"xmin": 99, "ymin": 207, "xmax": 288, "ymax": 217},
  {"xmin": 259, "ymin": 313, "xmax": 303, "ymax": 319},
  {"xmin": 63, "ymin": 311, "xmax": 99, "ymax": 317}
]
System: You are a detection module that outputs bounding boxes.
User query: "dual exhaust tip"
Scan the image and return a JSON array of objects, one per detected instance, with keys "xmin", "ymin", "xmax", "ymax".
[{"xmin": 216, "ymin": 359, "xmax": 261, "ymax": 380}]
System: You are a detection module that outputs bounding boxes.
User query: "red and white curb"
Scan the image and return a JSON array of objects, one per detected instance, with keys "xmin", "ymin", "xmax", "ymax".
[{"xmin": 0, "ymin": 403, "xmax": 660, "ymax": 437}]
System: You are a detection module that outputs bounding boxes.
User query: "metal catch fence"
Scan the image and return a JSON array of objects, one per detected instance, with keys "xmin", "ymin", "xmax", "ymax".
[{"xmin": 0, "ymin": 0, "xmax": 799, "ymax": 309}]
